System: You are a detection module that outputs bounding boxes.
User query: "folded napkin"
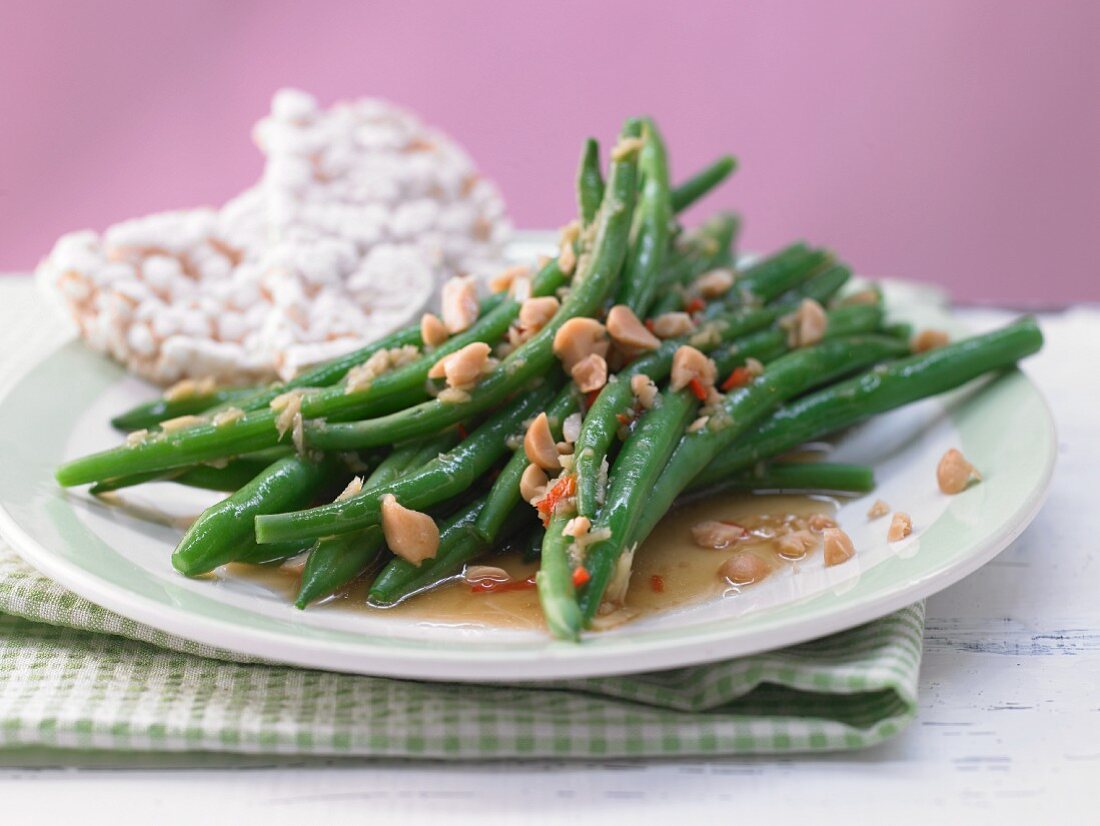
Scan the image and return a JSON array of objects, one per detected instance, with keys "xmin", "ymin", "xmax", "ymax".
[{"xmin": 0, "ymin": 544, "xmax": 922, "ymax": 759}]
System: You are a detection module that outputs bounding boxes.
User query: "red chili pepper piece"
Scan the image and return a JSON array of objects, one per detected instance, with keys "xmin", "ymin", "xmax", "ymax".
[
  {"xmin": 685, "ymin": 297, "xmax": 706, "ymax": 314},
  {"xmin": 687, "ymin": 377, "xmax": 708, "ymax": 401},
  {"xmin": 650, "ymin": 574, "xmax": 665, "ymax": 593},
  {"xmin": 536, "ymin": 475, "xmax": 576, "ymax": 519},
  {"xmin": 585, "ymin": 389, "xmax": 601, "ymax": 409},
  {"xmin": 721, "ymin": 366, "xmax": 753, "ymax": 392},
  {"xmin": 643, "ymin": 318, "xmax": 656, "ymax": 332},
  {"xmin": 456, "ymin": 423, "xmax": 469, "ymax": 439},
  {"xmin": 572, "ymin": 567, "xmax": 591, "ymax": 588}
]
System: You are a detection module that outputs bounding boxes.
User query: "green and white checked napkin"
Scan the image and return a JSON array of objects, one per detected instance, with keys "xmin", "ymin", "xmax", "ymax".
[
  {"xmin": 0, "ymin": 279, "xmax": 923, "ymax": 759},
  {"xmin": 0, "ymin": 544, "xmax": 923, "ymax": 758}
]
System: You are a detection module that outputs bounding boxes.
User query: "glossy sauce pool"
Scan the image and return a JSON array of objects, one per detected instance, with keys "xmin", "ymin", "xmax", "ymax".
[{"xmin": 227, "ymin": 493, "xmax": 838, "ymax": 631}]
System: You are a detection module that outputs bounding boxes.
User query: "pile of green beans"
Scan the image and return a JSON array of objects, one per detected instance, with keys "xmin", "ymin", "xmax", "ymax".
[{"xmin": 56, "ymin": 116, "xmax": 1044, "ymax": 642}]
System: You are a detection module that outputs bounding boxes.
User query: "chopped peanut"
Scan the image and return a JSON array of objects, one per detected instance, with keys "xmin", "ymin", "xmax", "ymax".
[
  {"xmin": 611, "ymin": 136, "xmax": 645, "ymax": 161},
  {"xmin": 519, "ymin": 296, "xmax": 560, "ymax": 332},
  {"xmin": 420, "ymin": 313, "xmax": 449, "ymax": 347},
  {"xmin": 429, "ymin": 341, "xmax": 491, "ymax": 389},
  {"xmin": 163, "ymin": 376, "xmax": 217, "ymax": 402},
  {"xmin": 650, "ymin": 311, "xmax": 695, "ymax": 339},
  {"xmin": 744, "ymin": 357, "xmax": 764, "ymax": 376},
  {"xmin": 777, "ymin": 529, "xmax": 817, "ymax": 559},
  {"xmin": 823, "ymin": 527, "xmax": 856, "ymax": 566},
  {"xmin": 524, "ymin": 412, "xmax": 560, "ymax": 471},
  {"xmin": 867, "ymin": 499, "xmax": 890, "ymax": 520},
  {"xmin": 839, "ymin": 288, "xmax": 880, "ymax": 307},
  {"xmin": 606, "ymin": 305, "xmax": 661, "ymax": 351},
  {"xmin": 464, "ymin": 565, "xmax": 511, "ymax": 584},
  {"xmin": 335, "ymin": 476, "xmax": 364, "ymax": 502},
  {"xmin": 630, "ymin": 374, "xmax": 658, "ymax": 409},
  {"xmin": 488, "ymin": 264, "xmax": 531, "ymax": 295},
  {"xmin": 693, "ymin": 268, "xmax": 735, "ymax": 298},
  {"xmin": 380, "ymin": 494, "xmax": 440, "ymax": 564},
  {"xmin": 520, "ymin": 463, "xmax": 549, "ymax": 503},
  {"xmin": 562, "ymin": 516, "xmax": 591, "ymax": 540},
  {"xmin": 912, "ymin": 329, "xmax": 950, "ymax": 353},
  {"xmin": 160, "ymin": 414, "xmax": 205, "ymax": 433},
  {"xmin": 808, "ymin": 513, "xmax": 837, "ymax": 532},
  {"xmin": 783, "ymin": 298, "xmax": 828, "ymax": 347},
  {"xmin": 441, "ymin": 275, "xmax": 479, "ymax": 334},
  {"xmin": 553, "ymin": 317, "xmax": 609, "ymax": 372},
  {"xmin": 557, "ymin": 220, "xmax": 581, "ymax": 276},
  {"xmin": 692, "ymin": 520, "xmax": 745, "ymax": 549},
  {"xmin": 670, "ymin": 345, "xmax": 717, "ymax": 392},
  {"xmin": 571, "ymin": 353, "xmax": 608, "ymax": 393},
  {"xmin": 937, "ymin": 448, "xmax": 981, "ymax": 494},
  {"xmin": 888, "ymin": 512, "xmax": 913, "ymax": 542},
  {"xmin": 719, "ymin": 551, "xmax": 772, "ymax": 586}
]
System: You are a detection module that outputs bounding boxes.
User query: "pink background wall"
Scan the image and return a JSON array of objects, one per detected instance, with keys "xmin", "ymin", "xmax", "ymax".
[{"xmin": 2, "ymin": 0, "xmax": 1097, "ymax": 303}]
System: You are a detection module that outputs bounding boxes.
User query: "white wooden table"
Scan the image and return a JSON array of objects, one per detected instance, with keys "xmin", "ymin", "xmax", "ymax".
[{"xmin": 0, "ymin": 279, "xmax": 1095, "ymax": 824}]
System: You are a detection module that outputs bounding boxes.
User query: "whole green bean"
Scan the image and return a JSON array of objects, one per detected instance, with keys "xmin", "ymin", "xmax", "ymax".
[
  {"xmin": 684, "ymin": 461, "xmax": 876, "ymax": 498},
  {"xmin": 690, "ymin": 317, "xmax": 1044, "ymax": 493},
  {"xmin": 171, "ymin": 454, "xmax": 338, "ymax": 577},
  {"xmin": 110, "ymin": 387, "xmax": 256, "ymax": 432},
  {"xmin": 537, "ymin": 512, "xmax": 587, "ymax": 642}
]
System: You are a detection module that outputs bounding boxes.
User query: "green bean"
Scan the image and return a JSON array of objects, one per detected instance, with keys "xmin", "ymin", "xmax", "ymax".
[
  {"xmin": 690, "ymin": 317, "xmax": 1044, "ymax": 493},
  {"xmin": 536, "ymin": 512, "xmax": 587, "ymax": 641},
  {"xmin": 577, "ymin": 138, "xmax": 605, "ymax": 226},
  {"xmin": 300, "ymin": 119, "xmax": 643, "ymax": 453},
  {"xmin": 110, "ymin": 388, "xmax": 256, "ymax": 432},
  {"xmin": 614, "ymin": 118, "xmax": 672, "ymax": 316},
  {"xmin": 232, "ymin": 539, "xmax": 314, "ymax": 567},
  {"xmin": 475, "ymin": 386, "xmax": 580, "ymax": 544},
  {"xmin": 669, "ymin": 155, "xmax": 738, "ymax": 213},
  {"xmin": 254, "ymin": 380, "xmax": 562, "ymax": 544},
  {"xmin": 572, "ymin": 305, "xmax": 783, "ymax": 518},
  {"xmin": 577, "ymin": 335, "xmax": 910, "ymax": 622},
  {"xmin": 294, "ymin": 430, "xmax": 460, "ymax": 607},
  {"xmin": 171, "ymin": 454, "xmax": 338, "ymax": 577},
  {"xmin": 55, "ymin": 281, "xmax": 547, "ymax": 487},
  {"xmin": 684, "ymin": 461, "xmax": 876, "ymax": 499}
]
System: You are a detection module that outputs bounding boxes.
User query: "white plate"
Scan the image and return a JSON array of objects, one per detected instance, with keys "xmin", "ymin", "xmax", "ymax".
[{"xmin": 0, "ymin": 278, "xmax": 1055, "ymax": 681}]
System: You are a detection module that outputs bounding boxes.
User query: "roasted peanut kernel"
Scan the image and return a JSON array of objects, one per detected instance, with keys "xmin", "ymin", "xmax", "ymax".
[
  {"xmin": 694, "ymin": 268, "xmax": 735, "ymax": 298},
  {"xmin": 520, "ymin": 463, "xmax": 549, "ymax": 503},
  {"xmin": 524, "ymin": 412, "xmax": 560, "ymax": 471},
  {"xmin": 420, "ymin": 312, "xmax": 449, "ymax": 347},
  {"xmin": 937, "ymin": 448, "xmax": 981, "ymax": 494},
  {"xmin": 888, "ymin": 512, "xmax": 913, "ymax": 542},
  {"xmin": 670, "ymin": 345, "xmax": 717, "ymax": 392},
  {"xmin": 650, "ymin": 311, "xmax": 695, "ymax": 339},
  {"xmin": 744, "ymin": 357, "xmax": 764, "ymax": 377},
  {"xmin": 606, "ymin": 304, "xmax": 661, "ymax": 351},
  {"xmin": 571, "ymin": 353, "xmax": 608, "ymax": 393},
  {"xmin": 630, "ymin": 373, "xmax": 658, "ymax": 409},
  {"xmin": 380, "ymin": 494, "xmax": 440, "ymax": 565},
  {"xmin": 840, "ymin": 288, "xmax": 880, "ymax": 307},
  {"xmin": 552, "ymin": 317, "xmax": 609, "ymax": 372},
  {"xmin": 519, "ymin": 296, "xmax": 560, "ymax": 332},
  {"xmin": 718, "ymin": 551, "xmax": 772, "ymax": 585},
  {"xmin": 429, "ymin": 341, "xmax": 491, "ymax": 388},
  {"xmin": 912, "ymin": 329, "xmax": 951, "ymax": 353},
  {"xmin": 867, "ymin": 499, "xmax": 890, "ymax": 519},
  {"xmin": 822, "ymin": 527, "xmax": 856, "ymax": 566},
  {"xmin": 441, "ymin": 275, "xmax": 479, "ymax": 334},
  {"xmin": 691, "ymin": 520, "xmax": 745, "ymax": 549},
  {"xmin": 488, "ymin": 264, "xmax": 531, "ymax": 295},
  {"xmin": 784, "ymin": 298, "xmax": 828, "ymax": 347},
  {"xmin": 777, "ymin": 529, "xmax": 817, "ymax": 559}
]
